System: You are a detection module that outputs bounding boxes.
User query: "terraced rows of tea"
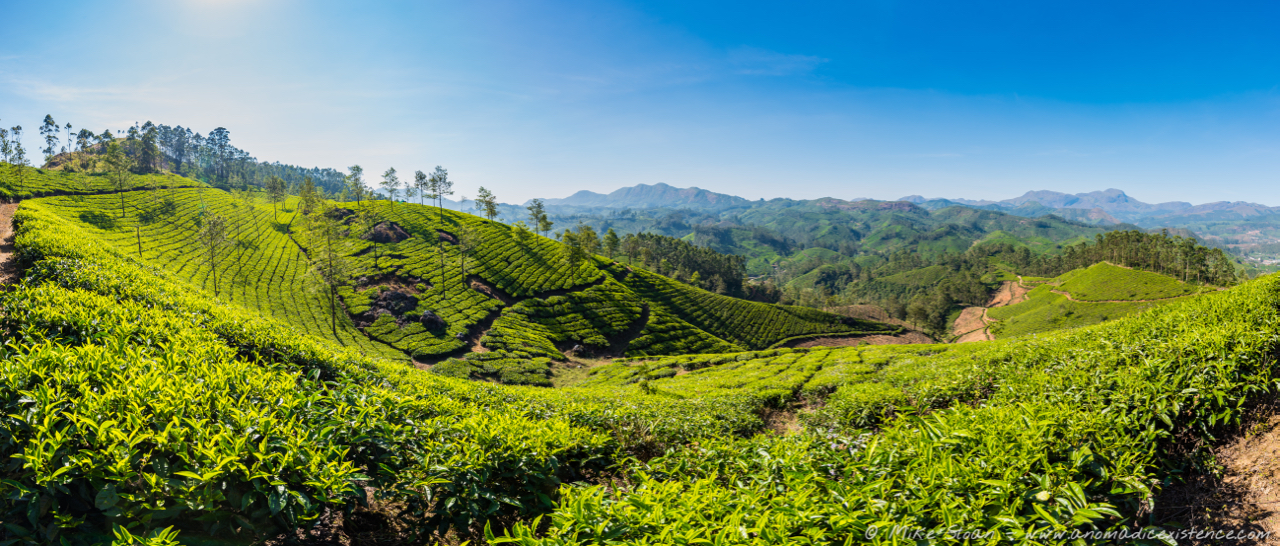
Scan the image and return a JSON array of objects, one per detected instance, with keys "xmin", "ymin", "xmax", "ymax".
[
  {"xmin": 5, "ymin": 177, "xmax": 1280, "ymax": 544},
  {"xmin": 0, "ymin": 164, "xmax": 200, "ymax": 199},
  {"xmin": 296, "ymin": 200, "xmax": 879, "ymax": 383},
  {"xmin": 30, "ymin": 189, "xmax": 406, "ymax": 360},
  {"xmin": 24, "ymin": 184, "xmax": 879, "ymax": 386}
]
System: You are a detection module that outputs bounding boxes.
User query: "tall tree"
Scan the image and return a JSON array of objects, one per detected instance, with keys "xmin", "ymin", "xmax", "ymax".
[
  {"xmin": 105, "ymin": 141, "xmax": 134, "ymax": 217},
  {"xmin": 39, "ymin": 115, "xmax": 59, "ymax": 163},
  {"xmin": 0, "ymin": 125, "xmax": 11, "ymax": 164},
  {"xmin": 346, "ymin": 165, "xmax": 366, "ymax": 205},
  {"xmin": 474, "ymin": 186, "xmax": 499, "ymax": 220},
  {"xmin": 414, "ymin": 169, "xmax": 433, "ymax": 207},
  {"xmin": 309, "ymin": 206, "xmax": 355, "ymax": 334},
  {"xmin": 137, "ymin": 122, "xmax": 160, "ymax": 173},
  {"xmin": 603, "ymin": 228, "xmax": 620, "ymax": 259},
  {"xmin": 429, "ymin": 166, "xmax": 452, "ymax": 224},
  {"xmin": 299, "ymin": 176, "xmax": 319, "ymax": 214},
  {"xmin": 265, "ymin": 175, "xmax": 287, "ymax": 221},
  {"xmin": 381, "ymin": 167, "xmax": 400, "ymax": 212},
  {"xmin": 7, "ymin": 126, "xmax": 29, "ymax": 196},
  {"xmin": 526, "ymin": 199, "xmax": 546, "ymax": 237},
  {"xmin": 198, "ymin": 214, "xmax": 231, "ymax": 299},
  {"xmin": 457, "ymin": 222, "xmax": 482, "ymax": 279},
  {"xmin": 63, "ymin": 123, "xmax": 73, "ymax": 155}
]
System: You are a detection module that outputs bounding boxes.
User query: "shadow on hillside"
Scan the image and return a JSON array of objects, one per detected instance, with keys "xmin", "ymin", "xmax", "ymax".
[
  {"xmin": 79, "ymin": 210, "xmax": 117, "ymax": 230},
  {"xmin": 1150, "ymin": 407, "xmax": 1280, "ymax": 544}
]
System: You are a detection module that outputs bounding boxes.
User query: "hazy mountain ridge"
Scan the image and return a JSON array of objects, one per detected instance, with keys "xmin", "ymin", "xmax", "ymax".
[{"xmin": 538, "ymin": 182, "xmax": 752, "ymax": 210}]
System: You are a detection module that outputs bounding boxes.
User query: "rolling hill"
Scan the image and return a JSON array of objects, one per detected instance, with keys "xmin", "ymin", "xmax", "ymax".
[
  {"xmin": 987, "ymin": 262, "xmax": 1208, "ymax": 338},
  {"xmin": 1, "ymin": 166, "xmax": 1276, "ymax": 544},
  {"xmin": 24, "ymin": 173, "xmax": 896, "ymax": 389}
]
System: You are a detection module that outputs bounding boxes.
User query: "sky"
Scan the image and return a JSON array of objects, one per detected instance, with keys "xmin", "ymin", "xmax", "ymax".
[{"xmin": 2, "ymin": 0, "xmax": 1279, "ymax": 205}]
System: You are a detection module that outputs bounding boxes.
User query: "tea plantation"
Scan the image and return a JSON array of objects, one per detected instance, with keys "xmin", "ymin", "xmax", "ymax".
[
  {"xmin": 2, "ymin": 174, "xmax": 1278, "ymax": 544},
  {"xmin": 988, "ymin": 262, "xmax": 1205, "ymax": 338}
]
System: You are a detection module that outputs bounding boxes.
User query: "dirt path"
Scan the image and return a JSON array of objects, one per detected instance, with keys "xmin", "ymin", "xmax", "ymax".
[
  {"xmin": 951, "ymin": 280, "xmax": 1029, "ymax": 343},
  {"xmin": 0, "ymin": 203, "xmax": 19, "ymax": 284},
  {"xmin": 953, "ymin": 307, "xmax": 993, "ymax": 342}
]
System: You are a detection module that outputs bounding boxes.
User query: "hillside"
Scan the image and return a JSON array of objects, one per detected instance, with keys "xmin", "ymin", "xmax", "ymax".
[
  {"xmin": 27, "ymin": 176, "xmax": 896, "ymax": 387},
  {"xmin": 986, "ymin": 262, "xmax": 1205, "ymax": 338},
  {"xmin": 4, "ymin": 186, "xmax": 1280, "ymax": 542}
]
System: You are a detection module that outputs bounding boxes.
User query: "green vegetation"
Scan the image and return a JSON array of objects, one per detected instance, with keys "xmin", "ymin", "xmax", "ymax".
[
  {"xmin": 501, "ymin": 276, "xmax": 1280, "ymax": 544},
  {"xmin": 1055, "ymin": 262, "xmax": 1205, "ymax": 301},
  {"xmin": 26, "ymin": 180, "xmax": 881, "ymax": 386},
  {"xmin": 29, "ymin": 188, "xmax": 405, "ymax": 361},
  {"xmin": 988, "ymin": 263, "xmax": 1203, "ymax": 338},
  {"xmin": 0, "ymin": 164, "xmax": 200, "ymax": 199},
  {"xmin": 3, "ymin": 156, "xmax": 1278, "ymax": 545}
]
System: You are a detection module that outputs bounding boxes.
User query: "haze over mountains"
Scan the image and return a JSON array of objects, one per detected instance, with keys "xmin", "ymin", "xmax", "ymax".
[{"xmin": 526, "ymin": 183, "xmax": 1279, "ymax": 229}]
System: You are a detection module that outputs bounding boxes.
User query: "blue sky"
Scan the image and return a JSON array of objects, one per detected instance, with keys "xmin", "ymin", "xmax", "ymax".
[{"xmin": 2, "ymin": 0, "xmax": 1278, "ymax": 205}]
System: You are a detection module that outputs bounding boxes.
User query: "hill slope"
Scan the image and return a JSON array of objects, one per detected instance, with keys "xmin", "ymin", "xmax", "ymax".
[
  {"xmin": 987, "ymin": 262, "xmax": 1205, "ymax": 338},
  {"xmin": 3, "ymin": 168, "xmax": 1280, "ymax": 543},
  {"xmin": 29, "ymin": 180, "xmax": 896, "ymax": 386}
]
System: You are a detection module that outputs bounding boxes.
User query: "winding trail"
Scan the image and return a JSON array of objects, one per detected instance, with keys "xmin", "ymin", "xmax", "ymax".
[{"xmin": 951, "ymin": 278, "xmax": 1031, "ymax": 343}]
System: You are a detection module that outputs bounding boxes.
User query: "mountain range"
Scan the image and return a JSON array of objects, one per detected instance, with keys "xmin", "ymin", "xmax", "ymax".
[{"xmin": 538, "ymin": 182, "xmax": 753, "ymax": 210}]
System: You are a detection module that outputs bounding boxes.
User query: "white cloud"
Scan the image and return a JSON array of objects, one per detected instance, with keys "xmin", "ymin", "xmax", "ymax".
[{"xmin": 727, "ymin": 46, "xmax": 827, "ymax": 76}]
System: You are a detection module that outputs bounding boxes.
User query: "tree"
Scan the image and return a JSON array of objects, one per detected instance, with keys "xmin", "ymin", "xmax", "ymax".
[
  {"xmin": 475, "ymin": 186, "xmax": 499, "ymax": 220},
  {"xmin": 526, "ymin": 199, "xmax": 552, "ymax": 237},
  {"xmin": 428, "ymin": 166, "xmax": 452, "ymax": 272},
  {"xmin": 603, "ymin": 228, "xmax": 620, "ymax": 259},
  {"xmin": 39, "ymin": 115, "xmax": 59, "ymax": 163},
  {"xmin": 457, "ymin": 222, "xmax": 482, "ymax": 279},
  {"xmin": 8, "ymin": 127, "xmax": 29, "ymax": 196},
  {"xmin": 64, "ymin": 123, "xmax": 73, "ymax": 155},
  {"xmin": 0, "ymin": 126, "xmax": 11, "ymax": 164},
  {"xmin": 264, "ymin": 175, "xmax": 288, "ymax": 220},
  {"xmin": 403, "ymin": 177, "xmax": 418, "ymax": 206},
  {"xmin": 415, "ymin": 169, "xmax": 433, "ymax": 207},
  {"xmin": 356, "ymin": 207, "xmax": 384, "ymax": 269},
  {"xmin": 561, "ymin": 224, "xmax": 601, "ymax": 270},
  {"xmin": 105, "ymin": 141, "xmax": 134, "ymax": 217},
  {"xmin": 198, "ymin": 214, "xmax": 231, "ymax": 299},
  {"xmin": 345, "ymin": 165, "xmax": 366, "ymax": 205},
  {"xmin": 299, "ymin": 176, "xmax": 319, "ymax": 214},
  {"xmin": 309, "ymin": 206, "xmax": 355, "ymax": 334},
  {"xmin": 381, "ymin": 167, "xmax": 401, "ymax": 212},
  {"xmin": 430, "ymin": 166, "xmax": 453, "ymax": 224},
  {"xmin": 137, "ymin": 122, "xmax": 160, "ymax": 173}
]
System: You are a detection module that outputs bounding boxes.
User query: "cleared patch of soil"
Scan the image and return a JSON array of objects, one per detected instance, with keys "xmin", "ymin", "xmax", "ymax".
[
  {"xmin": 825, "ymin": 304, "xmax": 915, "ymax": 330},
  {"xmin": 951, "ymin": 307, "xmax": 989, "ymax": 339},
  {"xmin": 1152, "ymin": 414, "xmax": 1280, "ymax": 544},
  {"xmin": 362, "ymin": 221, "xmax": 411, "ymax": 244},
  {"xmin": 988, "ymin": 280, "xmax": 1030, "ymax": 308},
  {"xmin": 787, "ymin": 331, "xmax": 935, "ymax": 348}
]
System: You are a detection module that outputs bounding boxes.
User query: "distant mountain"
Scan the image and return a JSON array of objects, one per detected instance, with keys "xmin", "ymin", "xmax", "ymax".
[
  {"xmin": 904, "ymin": 189, "xmax": 1196, "ymax": 225},
  {"xmin": 540, "ymin": 183, "xmax": 752, "ymax": 210}
]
